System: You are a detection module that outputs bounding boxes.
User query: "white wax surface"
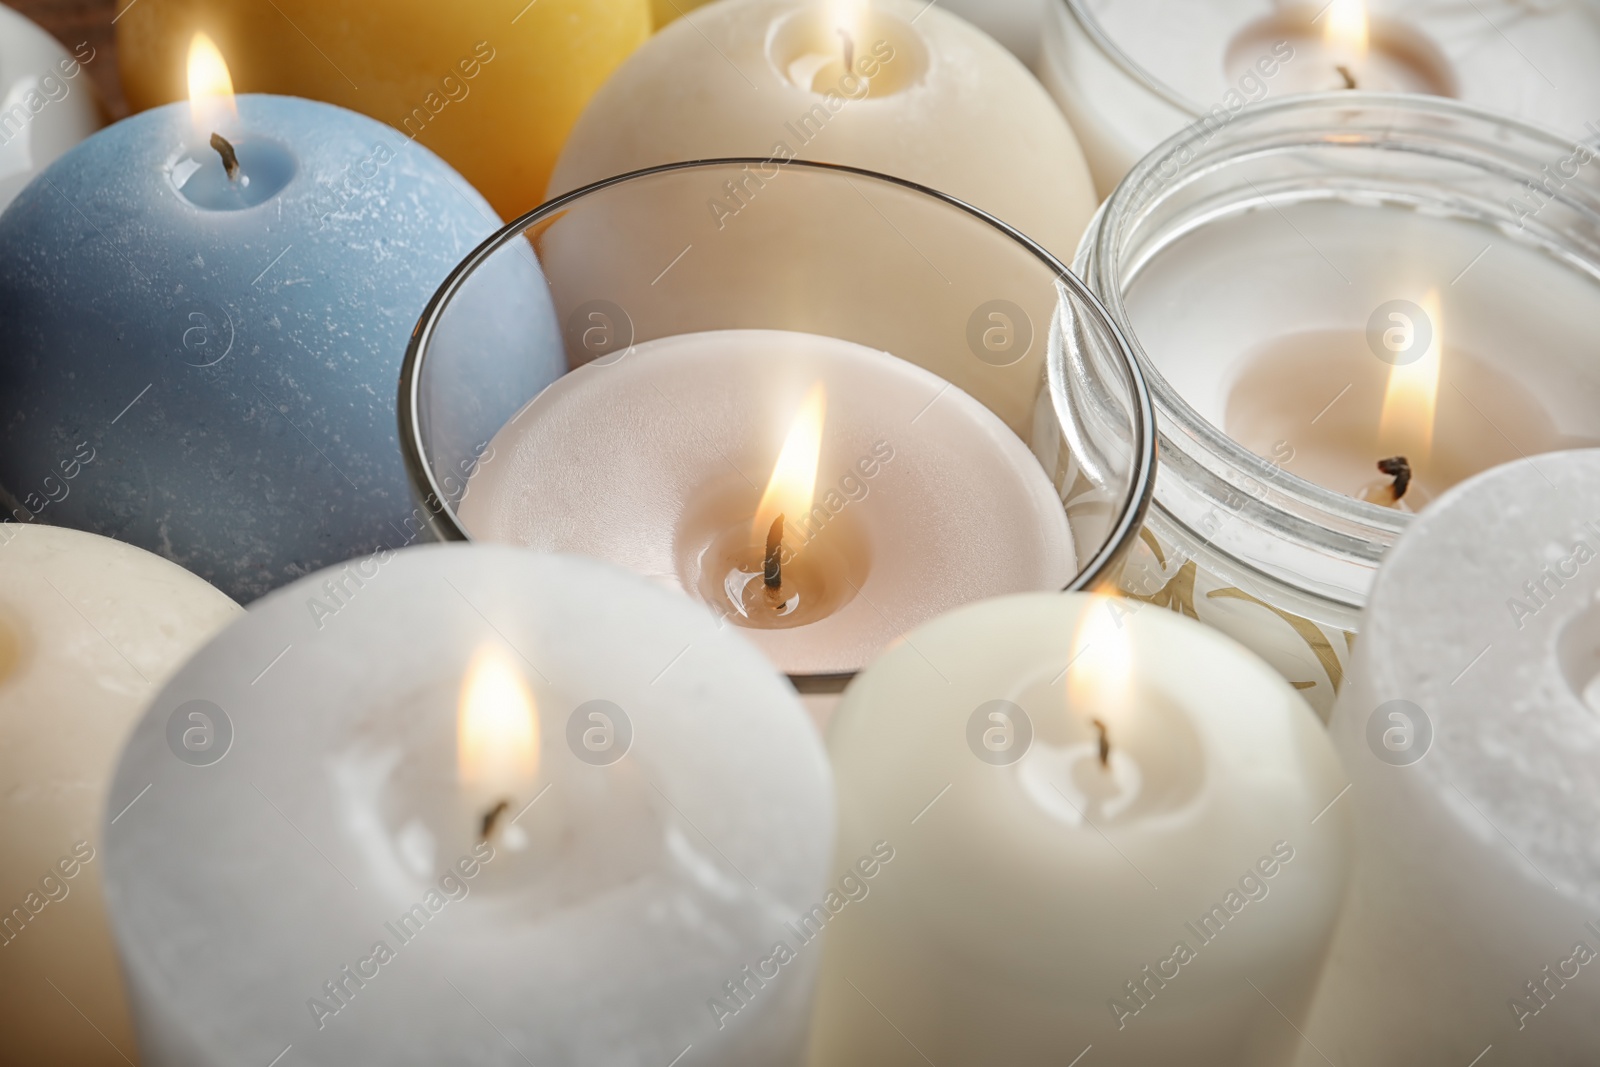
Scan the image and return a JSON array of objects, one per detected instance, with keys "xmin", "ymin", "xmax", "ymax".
[
  {"xmin": 459, "ymin": 330, "xmax": 1076, "ymax": 677},
  {"xmin": 550, "ymin": 0, "xmax": 1097, "ymax": 259},
  {"xmin": 808, "ymin": 593, "xmax": 1352, "ymax": 1066},
  {"xmin": 0, "ymin": 6, "xmax": 102, "ymax": 211},
  {"xmin": 103, "ymin": 546, "xmax": 833, "ymax": 1066},
  {"xmin": 1126, "ymin": 199, "xmax": 1600, "ymax": 496},
  {"xmin": 1302, "ymin": 451, "xmax": 1600, "ymax": 1064},
  {"xmin": 0, "ymin": 525, "xmax": 238, "ymax": 1066}
]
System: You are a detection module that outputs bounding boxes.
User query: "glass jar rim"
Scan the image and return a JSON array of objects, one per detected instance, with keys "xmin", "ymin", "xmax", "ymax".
[
  {"xmin": 400, "ymin": 157, "xmax": 1159, "ymax": 690},
  {"xmin": 1084, "ymin": 90, "xmax": 1600, "ymax": 612}
]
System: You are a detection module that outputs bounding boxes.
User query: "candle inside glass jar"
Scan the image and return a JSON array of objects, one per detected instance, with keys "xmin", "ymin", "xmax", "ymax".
[
  {"xmin": 1225, "ymin": 290, "xmax": 1561, "ymax": 509},
  {"xmin": 1226, "ymin": 0, "xmax": 1457, "ymax": 95}
]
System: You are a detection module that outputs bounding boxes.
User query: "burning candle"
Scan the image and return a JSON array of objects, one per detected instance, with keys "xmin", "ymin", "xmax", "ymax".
[
  {"xmin": 0, "ymin": 35, "xmax": 563, "ymax": 602},
  {"xmin": 113, "ymin": 0, "xmax": 650, "ymax": 219},
  {"xmin": 458, "ymin": 330, "xmax": 1076, "ymax": 677},
  {"xmin": 1300, "ymin": 451, "xmax": 1600, "ymax": 1064},
  {"xmin": 807, "ymin": 591, "xmax": 1352, "ymax": 1066},
  {"xmin": 0, "ymin": 4, "xmax": 103, "ymax": 213},
  {"xmin": 103, "ymin": 546, "xmax": 834, "ymax": 1065},
  {"xmin": 1043, "ymin": 0, "xmax": 1597, "ymax": 194},
  {"xmin": 0, "ymin": 525, "xmax": 238, "ymax": 1066},
  {"xmin": 550, "ymin": 0, "xmax": 1097, "ymax": 257}
]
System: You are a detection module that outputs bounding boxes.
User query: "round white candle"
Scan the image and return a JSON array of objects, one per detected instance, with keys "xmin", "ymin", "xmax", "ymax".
[
  {"xmin": 458, "ymin": 329, "xmax": 1076, "ymax": 677},
  {"xmin": 807, "ymin": 591, "xmax": 1352, "ymax": 1066},
  {"xmin": 550, "ymin": 0, "xmax": 1097, "ymax": 259},
  {"xmin": 103, "ymin": 545, "xmax": 833, "ymax": 1066},
  {"xmin": 0, "ymin": 524, "xmax": 238, "ymax": 1066},
  {"xmin": 0, "ymin": 4, "xmax": 103, "ymax": 212},
  {"xmin": 1299, "ymin": 450, "xmax": 1600, "ymax": 1065}
]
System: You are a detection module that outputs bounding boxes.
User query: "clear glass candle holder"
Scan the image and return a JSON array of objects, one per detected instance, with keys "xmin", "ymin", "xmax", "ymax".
[
  {"xmin": 401, "ymin": 159, "xmax": 1156, "ymax": 694},
  {"xmin": 1043, "ymin": 0, "xmax": 1600, "ymax": 194},
  {"xmin": 1071, "ymin": 92, "xmax": 1600, "ymax": 716}
]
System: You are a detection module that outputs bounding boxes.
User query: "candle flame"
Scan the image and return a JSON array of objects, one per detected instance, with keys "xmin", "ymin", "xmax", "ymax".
[
  {"xmin": 187, "ymin": 32, "xmax": 237, "ymax": 135},
  {"xmin": 1324, "ymin": 0, "xmax": 1370, "ymax": 55},
  {"xmin": 753, "ymin": 383, "xmax": 827, "ymax": 543},
  {"xmin": 457, "ymin": 646, "xmax": 539, "ymax": 797},
  {"xmin": 1377, "ymin": 289, "xmax": 1443, "ymax": 468},
  {"xmin": 1067, "ymin": 593, "xmax": 1134, "ymax": 725}
]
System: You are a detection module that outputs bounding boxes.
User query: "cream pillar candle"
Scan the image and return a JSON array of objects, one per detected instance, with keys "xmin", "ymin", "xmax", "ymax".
[
  {"xmin": 1299, "ymin": 450, "xmax": 1600, "ymax": 1066},
  {"xmin": 0, "ymin": 3, "xmax": 103, "ymax": 212},
  {"xmin": 0, "ymin": 524, "xmax": 239, "ymax": 1066},
  {"xmin": 103, "ymin": 545, "xmax": 833, "ymax": 1066},
  {"xmin": 808, "ymin": 591, "xmax": 1352, "ymax": 1066},
  {"xmin": 458, "ymin": 329, "xmax": 1075, "ymax": 677},
  {"xmin": 551, "ymin": 0, "xmax": 1097, "ymax": 258}
]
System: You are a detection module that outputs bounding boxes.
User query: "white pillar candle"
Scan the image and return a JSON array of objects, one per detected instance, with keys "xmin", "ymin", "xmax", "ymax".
[
  {"xmin": 1299, "ymin": 450, "xmax": 1600, "ymax": 1066},
  {"xmin": 807, "ymin": 591, "xmax": 1352, "ymax": 1066},
  {"xmin": 551, "ymin": 0, "xmax": 1097, "ymax": 259},
  {"xmin": 459, "ymin": 329, "xmax": 1075, "ymax": 678},
  {"xmin": 0, "ymin": 4, "xmax": 103, "ymax": 212},
  {"xmin": 0, "ymin": 524, "xmax": 238, "ymax": 1066},
  {"xmin": 1043, "ymin": 0, "xmax": 1600, "ymax": 195},
  {"xmin": 103, "ymin": 545, "xmax": 833, "ymax": 1066}
]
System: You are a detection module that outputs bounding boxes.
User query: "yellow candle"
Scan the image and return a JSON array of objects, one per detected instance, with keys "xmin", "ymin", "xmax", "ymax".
[{"xmin": 115, "ymin": 0, "xmax": 650, "ymax": 219}]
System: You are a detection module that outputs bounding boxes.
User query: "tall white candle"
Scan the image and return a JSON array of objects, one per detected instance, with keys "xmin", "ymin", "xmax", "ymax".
[
  {"xmin": 1300, "ymin": 450, "xmax": 1600, "ymax": 1065},
  {"xmin": 103, "ymin": 545, "xmax": 833, "ymax": 1066},
  {"xmin": 808, "ymin": 591, "xmax": 1352, "ymax": 1066},
  {"xmin": 0, "ymin": 4, "xmax": 103, "ymax": 212},
  {"xmin": 551, "ymin": 0, "xmax": 1097, "ymax": 258},
  {"xmin": 0, "ymin": 524, "xmax": 238, "ymax": 1066},
  {"xmin": 459, "ymin": 330, "xmax": 1075, "ymax": 677}
]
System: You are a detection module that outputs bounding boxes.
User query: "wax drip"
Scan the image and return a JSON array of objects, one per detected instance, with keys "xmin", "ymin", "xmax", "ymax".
[
  {"xmin": 764, "ymin": 514, "xmax": 785, "ymax": 590},
  {"xmin": 1377, "ymin": 455, "xmax": 1412, "ymax": 501},
  {"xmin": 479, "ymin": 798, "xmax": 511, "ymax": 842},
  {"xmin": 1092, "ymin": 718, "xmax": 1111, "ymax": 768},
  {"xmin": 209, "ymin": 132, "xmax": 241, "ymax": 181},
  {"xmin": 837, "ymin": 29, "xmax": 856, "ymax": 75},
  {"xmin": 1336, "ymin": 64, "xmax": 1358, "ymax": 90}
]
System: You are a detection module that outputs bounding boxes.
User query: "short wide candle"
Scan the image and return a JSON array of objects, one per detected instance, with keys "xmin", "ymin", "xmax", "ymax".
[
  {"xmin": 0, "ymin": 524, "xmax": 239, "ymax": 1066},
  {"xmin": 103, "ymin": 545, "xmax": 833, "ymax": 1065},
  {"xmin": 808, "ymin": 592, "xmax": 1352, "ymax": 1065},
  {"xmin": 458, "ymin": 330, "xmax": 1076, "ymax": 676}
]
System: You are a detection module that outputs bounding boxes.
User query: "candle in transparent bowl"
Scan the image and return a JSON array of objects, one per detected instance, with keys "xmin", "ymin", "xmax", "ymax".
[
  {"xmin": 1043, "ymin": 0, "xmax": 1600, "ymax": 194},
  {"xmin": 401, "ymin": 159, "xmax": 1156, "ymax": 709},
  {"xmin": 1070, "ymin": 93, "xmax": 1600, "ymax": 716}
]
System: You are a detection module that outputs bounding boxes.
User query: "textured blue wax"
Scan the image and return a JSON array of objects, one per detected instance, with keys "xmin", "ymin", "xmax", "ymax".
[{"xmin": 0, "ymin": 95, "xmax": 562, "ymax": 602}]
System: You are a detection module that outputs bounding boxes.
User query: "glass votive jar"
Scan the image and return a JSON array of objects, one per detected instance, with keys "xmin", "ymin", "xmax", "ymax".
[
  {"xmin": 1043, "ymin": 0, "xmax": 1600, "ymax": 194},
  {"xmin": 1071, "ymin": 92, "xmax": 1600, "ymax": 717},
  {"xmin": 401, "ymin": 159, "xmax": 1156, "ymax": 705}
]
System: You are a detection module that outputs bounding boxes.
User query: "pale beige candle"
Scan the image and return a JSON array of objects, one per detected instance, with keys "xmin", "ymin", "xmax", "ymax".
[{"xmin": 0, "ymin": 525, "xmax": 238, "ymax": 1065}]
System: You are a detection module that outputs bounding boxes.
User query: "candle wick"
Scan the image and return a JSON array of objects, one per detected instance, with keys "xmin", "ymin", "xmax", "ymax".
[
  {"xmin": 837, "ymin": 28, "xmax": 855, "ymax": 75},
  {"xmin": 764, "ymin": 514, "xmax": 784, "ymax": 590},
  {"xmin": 479, "ymin": 798, "xmax": 511, "ymax": 842},
  {"xmin": 1377, "ymin": 455, "xmax": 1412, "ymax": 501},
  {"xmin": 1092, "ymin": 718, "xmax": 1111, "ymax": 768},
  {"xmin": 209, "ymin": 132, "xmax": 241, "ymax": 182},
  {"xmin": 1335, "ymin": 64, "xmax": 1358, "ymax": 90}
]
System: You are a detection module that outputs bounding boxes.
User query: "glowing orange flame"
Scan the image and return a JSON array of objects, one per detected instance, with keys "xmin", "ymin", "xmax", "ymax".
[
  {"xmin": 1067, "ymin": 593, "xmax": 1134, "ymax": 725},
  {"xmin": 1376, "ymin": 289, "xmax": 1443, "ymax": 469},
  {"xmin": 457, "ymin": 646, "xmax": 539, "ymax": 798},
  {"xmin": 1324, "ymin": 0, "xmax": 1370, "ymax": 55},
  {"xmin": 753, "ymin": 383, "xmax": 827, "ymax": 542},
  {"xmin": 187, "ymin": 32, "xmax": 237, "ymax": 135}
]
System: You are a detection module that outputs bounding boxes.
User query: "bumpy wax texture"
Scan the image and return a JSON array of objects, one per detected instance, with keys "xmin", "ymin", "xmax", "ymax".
[{"xmin": 0, "ymin": 95, "xmax": 563, "ymax": 602}]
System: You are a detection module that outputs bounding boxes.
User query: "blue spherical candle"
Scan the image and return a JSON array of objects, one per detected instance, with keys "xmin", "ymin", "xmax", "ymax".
[{"xmin": 0, "ymin": 94, "xmax": 563, "ymax": 602}]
